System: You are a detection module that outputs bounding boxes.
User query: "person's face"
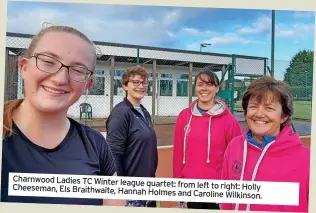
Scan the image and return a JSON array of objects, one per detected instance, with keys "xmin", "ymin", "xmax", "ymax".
[
  {"xmin": 123, "ymin": 74, "xmax": 148, "ymax": 101},
  {"xmin": 19, "ymin": 31, "xmax": 94, "ymax": 114},
  {"xmin": 195, "ymin": 74, "xmax": 219, "ymax": 104},
  {"xmin": 246, "ymin": 93, "xmax": 288, "ymax": 140}
]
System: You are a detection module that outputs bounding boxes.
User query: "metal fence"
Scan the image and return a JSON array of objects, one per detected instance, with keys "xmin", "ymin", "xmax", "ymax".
[
  {"xmin": 272, "ymin": 59, "xmax": 313, "ymax": 121},
  {"xmin": 4, "ymin": 32, "xmax": 313, "ymax": 130}
]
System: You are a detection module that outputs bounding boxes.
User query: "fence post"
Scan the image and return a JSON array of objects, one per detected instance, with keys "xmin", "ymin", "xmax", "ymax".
[
  {"xmin": 264, "ymin": 58, "xmax": 267, "ymax": 76},
  {"xmin": 152, "ymin": 59, "xmax": 157, "ymax": 123},
  {"xmin": 310, "ymin": 62, "xmax": 313, "ymax": 108},
  {"xmin": 4, "ymin": 48, "xmax": 9, "ymax": 101},
  {"xmin": 110, "ymin": 56, "xmax": 115, "ymax": 113},
  {"xmin": 188, "ymin": 62, "xmax": 193, "ymax": 105},
  {"xmin": 271, "ymin": 10, "xmax": 275, "ymax": 77},
  {"xmin": 231, "ymin": 55, "xmax": 236, "ymax": 113},
  {"xmin": 137, "ymin": 46, "xmax": 140, "ymax": 65}
]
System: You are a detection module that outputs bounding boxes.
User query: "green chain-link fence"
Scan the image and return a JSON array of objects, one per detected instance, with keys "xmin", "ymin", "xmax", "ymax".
[{"xmin": 272, "ymin": 59, "xmax": 313, "ymax": 121}]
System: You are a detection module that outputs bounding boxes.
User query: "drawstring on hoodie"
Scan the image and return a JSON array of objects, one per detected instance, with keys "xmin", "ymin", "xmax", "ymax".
[
  {"xmin": 207, "ymin": 116, "xmax": 211, "ymax": 163},
  {"xmin": 182, "ymin": 99, "xmax": 225, "ymax": 165},
  {"xmin": 183, "ymin": 115, "xmax": 212, "ymax": 164},
  {"xmin": 234, "ymin": 139, "xmax": 275, "ymax": 211}
]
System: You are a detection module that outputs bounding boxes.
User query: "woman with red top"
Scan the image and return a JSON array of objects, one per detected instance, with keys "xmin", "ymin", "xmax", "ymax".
[
  {"xmin": 220, "ymin": 76, "xmax": 310, "ymax": 212},
  {"xmin": 173, "ymin": 68, "xmax": 242, "ymax": 210}
]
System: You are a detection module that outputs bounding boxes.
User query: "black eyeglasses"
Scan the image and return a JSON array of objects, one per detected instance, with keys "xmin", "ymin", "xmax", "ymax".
[
  {"xmin": 30, "ymin": 53, "xmax": 93, "ymax": 83},
  {"xmin": 129, "ymin": 80, "xmax": 149, "ymax": 87}
]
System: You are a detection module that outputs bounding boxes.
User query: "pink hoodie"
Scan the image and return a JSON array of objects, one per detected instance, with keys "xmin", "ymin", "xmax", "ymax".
[
  {"xmin": 173, "ymin": 98, "xmax": 241, "ymax": 180},
  {"xmin": 220, "ymin": 125, "xmax": 310, "ymax": 212}
]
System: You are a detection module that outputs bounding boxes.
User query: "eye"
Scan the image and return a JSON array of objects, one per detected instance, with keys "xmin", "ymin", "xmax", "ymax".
[
  {"xmin": 40, "ymin": 58, "xmax": 55, "ymax": 65},
  {"xmin": 71, "ymin": 67, "xmax": 88, "ymax": 74}
]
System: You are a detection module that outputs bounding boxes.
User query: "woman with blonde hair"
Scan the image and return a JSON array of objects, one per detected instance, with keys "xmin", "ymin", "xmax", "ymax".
[{"xmin": 1, "ymin": 25, "xmax": 122, "ymax": 206}]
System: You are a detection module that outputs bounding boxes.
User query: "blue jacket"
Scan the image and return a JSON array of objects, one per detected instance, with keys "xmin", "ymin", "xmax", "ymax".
[{"xmin": 106, "ymin": 98, "xmax": 158, "ymax": 177}]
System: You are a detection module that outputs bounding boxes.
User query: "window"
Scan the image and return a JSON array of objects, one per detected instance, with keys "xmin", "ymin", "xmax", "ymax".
[
  {"xmin": 114, "ymin": 69, "xmax": 124, "ymax": 96},
  {"xmin": 88, "ymin": 69, "xmax": 105, "ymax": 95},
  {"xmin": 192, "ymin": 75, "xmax": 196, "ymax": 97},
  {"xmin": 159, "ymin": 73, "xmax": 173, "ymax": 96},
  {"xmin": 114, "ymin": 69, "xmax": 124, "ymax": 77},
  {"xmin": 147, "ymin": 73, "xmax": 158, "ymax": 96},
  {"xmin": 114, "ymin": 79, "xmax": 126, "ymax": 96},
  {"xmin": 176, "ymin": 74, "xmax": 188, "ymax": 97}
]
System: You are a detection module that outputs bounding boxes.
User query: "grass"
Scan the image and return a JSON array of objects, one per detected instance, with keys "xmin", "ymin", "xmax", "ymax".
[{"xmin": 234, "ymin": 100, "xmax": 312, "ymax": 121}]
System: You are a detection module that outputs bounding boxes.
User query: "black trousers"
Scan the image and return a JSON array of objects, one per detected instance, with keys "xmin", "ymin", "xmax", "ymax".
[{"xmin": 187, "ymin": 202, "xmax": 220, "ymax": 209}]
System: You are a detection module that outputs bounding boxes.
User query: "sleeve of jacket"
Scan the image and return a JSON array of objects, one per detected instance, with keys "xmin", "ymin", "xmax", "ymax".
[
  {"xmin": 173, "ymin": 111, "xmax": 185, "ymax": 178},
  {"xmin": 105, "ymin": 108, "xmax": 129, "ymax": 176}
]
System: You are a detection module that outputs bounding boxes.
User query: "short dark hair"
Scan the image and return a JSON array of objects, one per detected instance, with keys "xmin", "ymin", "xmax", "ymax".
[{"xmin": 242, "ymin": 76, "xmax": 293, "ymax": 128}]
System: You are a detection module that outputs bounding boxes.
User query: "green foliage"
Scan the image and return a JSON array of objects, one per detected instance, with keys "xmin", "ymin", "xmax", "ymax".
[{"xmin": 284, "ymin": 50, "xmax": 313, "ymax": 87}]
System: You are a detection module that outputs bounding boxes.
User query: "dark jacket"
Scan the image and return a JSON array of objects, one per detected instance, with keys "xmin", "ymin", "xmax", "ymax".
[{"xmin": 105, "ymin": 98, "xmax": 158, "ymax": 177}]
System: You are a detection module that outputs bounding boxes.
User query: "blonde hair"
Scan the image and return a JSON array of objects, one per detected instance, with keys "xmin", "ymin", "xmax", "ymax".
[{"xmin": 3, "ymin": 25, "xmax": 96, "ymax": 139}]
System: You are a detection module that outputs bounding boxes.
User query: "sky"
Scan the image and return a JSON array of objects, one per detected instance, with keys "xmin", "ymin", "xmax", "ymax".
[{"xmin": 6, "ymin": 2, "xmax": 315, "ymax": 78}]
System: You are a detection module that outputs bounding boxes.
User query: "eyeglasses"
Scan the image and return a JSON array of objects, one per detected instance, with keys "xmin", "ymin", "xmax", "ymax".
[
  {"xmin": 129, "ymin": 80, "xmax": 149, "ymax": 87},
  {"xmin": 30, "ymin": 53, "xmax": 93, "ymax": 83}
]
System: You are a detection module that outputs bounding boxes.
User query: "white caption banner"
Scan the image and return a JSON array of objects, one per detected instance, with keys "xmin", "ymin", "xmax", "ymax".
[{"xmin": 8, "ymin": 173, "xmax": 299, "ymax": 205}]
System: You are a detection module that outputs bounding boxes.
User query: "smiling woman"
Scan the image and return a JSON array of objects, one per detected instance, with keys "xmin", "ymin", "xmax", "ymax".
[
  {"xmin": 172, "ymin": 67, "xmax": 242, "ymax": 210},
  {"xmin": 1, "ymin": 25, "xmax": 123, "ymax": 206},
  {"xmin": 105, "ymin": 65, "xmax": 158, "ymax": 208},
  {"xmin": 220, "ymin": 76, "xmax": 310, "ymax": 212}
]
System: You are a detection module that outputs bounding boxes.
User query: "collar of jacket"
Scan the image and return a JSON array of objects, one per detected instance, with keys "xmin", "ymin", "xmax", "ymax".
[{"xmin": 123, "ymin": 97, "xmax": 147, "ymax": 111}]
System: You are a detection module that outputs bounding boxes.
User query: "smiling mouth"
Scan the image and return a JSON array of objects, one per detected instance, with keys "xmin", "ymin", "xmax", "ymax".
[
  {"xmin": 200, "ymin": 93, "xmax": 210, "ymax": 96},
  {"xmin": 43, "ymin": 86, "xmax": 68, "ymax": 94},
  {"xmin": 253, "ymin": 120, "xmax": 268, "ymax": 124}
]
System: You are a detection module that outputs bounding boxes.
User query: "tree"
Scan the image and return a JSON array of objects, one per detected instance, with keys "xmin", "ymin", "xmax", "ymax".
[
  {"xmin": 283, "ymin": 50, "xmax": 314, "ymax": 100},
  {"xmin": 283, "ymin": 49, "xmax": 313, "ymax": 86}
]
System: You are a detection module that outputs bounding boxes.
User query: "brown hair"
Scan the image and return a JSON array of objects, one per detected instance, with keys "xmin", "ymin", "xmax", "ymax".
[
  {"xmin": 3, "ymin": 25, "xmax": 96, "ymax": 139},
  {"xmin": 195, "ymin": 67, "xmax": 220, "ymax": 87},
  {"xmin": 121, "ymin": 65, "xmax": 148, "ymax": 86},
  {"xmin": 241, "ymin": 76, "xmax": 293, "ymax": 128}
]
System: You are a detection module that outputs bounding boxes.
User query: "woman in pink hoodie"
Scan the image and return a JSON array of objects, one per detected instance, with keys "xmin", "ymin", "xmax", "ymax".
[
  {"xmin": 220, "ymin": 76, "xmax": 310, "ymax": 212},
  {"xmin": 173, "ymin": 68, "xmax": 242, "ymax": 210}
]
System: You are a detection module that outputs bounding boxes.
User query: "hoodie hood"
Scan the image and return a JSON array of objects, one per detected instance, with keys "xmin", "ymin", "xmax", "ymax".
[
  {"xmin": 182, "ymin": 98, "xmax": 228, "ymax": 165},
  {"xmin": 235, "ymin": 125, "xmax": 302, "ymax": 211},
  {"xmin": 190, "ymin": 98, "xmax": 227, "ymax": 117}
]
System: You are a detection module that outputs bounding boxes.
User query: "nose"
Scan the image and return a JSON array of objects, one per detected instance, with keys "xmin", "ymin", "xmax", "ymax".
[
  {"xmin": 50, "ymin": 67, "xmax": 69, "ymax": 85},
  {"xmin": 200, "ymin": 83, "xmax": 208, "ymax": 90},
  {"xmin": 254, "ymin": 105, "xmax": 265, "ymax": 117}
]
